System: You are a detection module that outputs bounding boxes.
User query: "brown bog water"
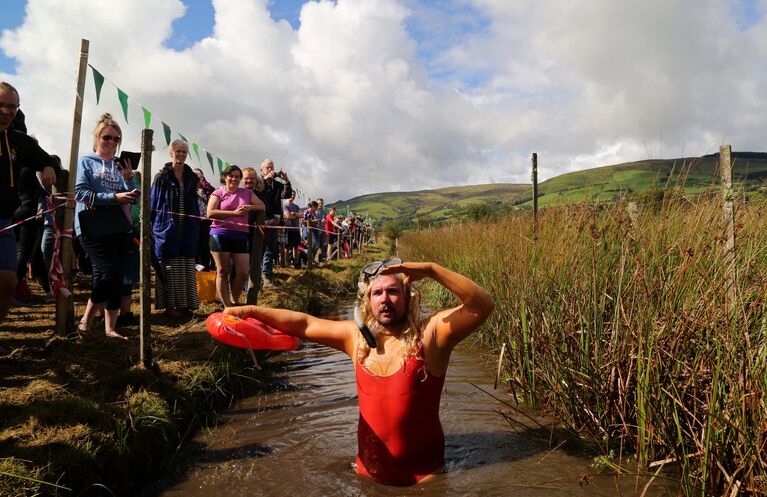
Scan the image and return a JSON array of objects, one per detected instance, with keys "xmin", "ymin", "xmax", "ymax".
[{"xmin": 141, "ymin": 317, "xmax": 677, "ymax": 497}]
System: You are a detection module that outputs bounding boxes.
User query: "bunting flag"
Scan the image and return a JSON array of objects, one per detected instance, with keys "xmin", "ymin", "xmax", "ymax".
[
  {"xmin": 142, "ymin": 107, "xmax": 152, "ymax": 129},
  {"xmin": 90, "ymin": 66, "xmax": 105, "ymax": 104},
  {"xmin": 117, "ymin": 88, "xmax": 129, "ymax": 122},
  {"xmin": 87, "ymin": 64, "xmax": 236, "ymax": 175},
  {"xmin": 162, "ymin": 122, "xmax": 171, "ymax": 146}
]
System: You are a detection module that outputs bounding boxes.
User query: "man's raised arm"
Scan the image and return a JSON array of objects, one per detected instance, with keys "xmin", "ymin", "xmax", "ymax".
[
  {"xmin": 379, "ymin": 262, "xmax": 495, "ymax": 347},
  {"xmin": 225, "ymin": 305, "xmax": 355, "ymax": 356}
]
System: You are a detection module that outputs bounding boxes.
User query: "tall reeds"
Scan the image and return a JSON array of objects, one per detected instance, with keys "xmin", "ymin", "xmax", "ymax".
[{"xmin": 400, "ymin": 195, "xmax": 767, "ymax": 496}]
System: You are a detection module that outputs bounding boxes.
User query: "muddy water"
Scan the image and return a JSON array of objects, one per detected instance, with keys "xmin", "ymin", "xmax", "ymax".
[{"xmin": 143, "ymin": 331, "xmax": 676, "ymax": 496}]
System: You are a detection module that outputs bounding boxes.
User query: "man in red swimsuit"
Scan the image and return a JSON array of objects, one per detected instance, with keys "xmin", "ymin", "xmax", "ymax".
[{"xmin": 226, "ymin": 259, "xmax": 494, "ymax": 485}]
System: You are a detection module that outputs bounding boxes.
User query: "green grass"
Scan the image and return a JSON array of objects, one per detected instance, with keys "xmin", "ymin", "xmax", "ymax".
[{"xmin": 399, "ymin": 194, "xmax": 767, "ymax": 496}]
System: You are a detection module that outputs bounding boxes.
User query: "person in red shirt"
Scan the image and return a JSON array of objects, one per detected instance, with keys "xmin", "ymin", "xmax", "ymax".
[
  {"xmin": 324, "ymin": 206, "xmax": 340, "ymax": 260},
  {"xmin": 226, "ymin": 259, "xmax": 494, "ymax": 485}
]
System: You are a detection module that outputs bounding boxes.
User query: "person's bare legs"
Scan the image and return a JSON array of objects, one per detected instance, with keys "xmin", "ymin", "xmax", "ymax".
[
  {"xmin": 212, "ymin": 251, "xmax": 233, "ymax": 307},
  {"xmin": 104, "ymin": 307, "xmax": 126, "ymax": 339},
  {"xmin": 79, "ymin": 298, "xmax": 104, "ymax": 332},
  {"xmin": 0, "ymin": 270, "xmax": 17, "ymax": 321},
  {"xmin": 229, "ymin": 253, "xmax": 250, "ymax": 306}
]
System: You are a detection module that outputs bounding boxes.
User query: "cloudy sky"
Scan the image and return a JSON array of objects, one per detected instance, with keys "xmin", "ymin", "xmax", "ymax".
[{"xmin": 1, "ymin": 0, "xmax": 765, "ymax": 203}]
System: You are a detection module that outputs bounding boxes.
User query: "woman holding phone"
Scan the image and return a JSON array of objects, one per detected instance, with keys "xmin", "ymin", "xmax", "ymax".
[{"xmin": 74, "ymin": 113, "xmax": 139, "ymax": 339}]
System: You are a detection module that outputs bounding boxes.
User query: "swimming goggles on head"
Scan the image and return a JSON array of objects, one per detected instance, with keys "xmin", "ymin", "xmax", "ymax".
[{"xmin": 360, "ymin": 257, "xmax": 401, "ymax": 280}]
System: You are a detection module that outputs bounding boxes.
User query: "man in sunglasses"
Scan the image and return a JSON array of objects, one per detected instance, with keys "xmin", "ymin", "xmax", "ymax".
[
  {"xmin": 226, "ymin": 259, "xmax": 494, "ymax": 485},
  {"xmin": 0, "ymin": 82, "xmax": 60, "ymax": 323}
]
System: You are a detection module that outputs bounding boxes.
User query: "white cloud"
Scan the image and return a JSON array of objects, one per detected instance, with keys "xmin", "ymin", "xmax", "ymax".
[{"xmin": 1, "ymin": 0, "xmax": 765, "ymax": 202}]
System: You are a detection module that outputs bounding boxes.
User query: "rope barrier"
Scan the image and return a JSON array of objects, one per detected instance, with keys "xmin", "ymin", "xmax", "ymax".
[{"xmin": 4, "ymin": 191, "xmax": 371, "ymax": 299}]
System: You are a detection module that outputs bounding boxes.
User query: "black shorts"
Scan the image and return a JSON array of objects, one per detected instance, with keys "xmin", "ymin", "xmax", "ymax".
[
  {"xmin": 286, "ymin": 228, "xmax": 300, "ymax": 248},
  {"xmin": 209, "ymin": 234, "xmax": 250, "ymax": 254}
]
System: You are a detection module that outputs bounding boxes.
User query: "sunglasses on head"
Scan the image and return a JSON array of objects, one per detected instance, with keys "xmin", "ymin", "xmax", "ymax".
[
  {"xmin": 101, "ymin": 135, "xmax": 121, "ymax": 143},
  {"xmin": 361, "ymin": 258, "xmax": 401, "ymax": 279}
]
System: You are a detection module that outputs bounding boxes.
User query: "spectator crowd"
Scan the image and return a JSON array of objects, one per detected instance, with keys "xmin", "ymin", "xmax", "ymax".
[{"xmin": 0, "ymin": 81, "xmax": 374, "ymax": 341}]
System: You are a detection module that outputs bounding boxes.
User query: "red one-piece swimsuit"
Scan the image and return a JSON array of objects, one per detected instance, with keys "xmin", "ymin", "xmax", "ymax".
[{"xmin": 354, "ymin": 346, "xmax": 446, "ymax": 486}]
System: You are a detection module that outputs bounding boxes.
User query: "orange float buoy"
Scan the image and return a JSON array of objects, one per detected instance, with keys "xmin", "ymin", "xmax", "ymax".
[{"xmin": 205, "ymin": 312, "xmax": 300, "ymax": 351}]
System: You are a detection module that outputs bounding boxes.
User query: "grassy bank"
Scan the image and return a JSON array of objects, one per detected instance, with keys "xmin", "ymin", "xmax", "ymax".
[
  {"xmin": 399, "ymin": 196, "xmax": 767, "ymax": 496},
  {"xmin": 0, "ymin": 246, "xmax": 385, "ymax": 496}
]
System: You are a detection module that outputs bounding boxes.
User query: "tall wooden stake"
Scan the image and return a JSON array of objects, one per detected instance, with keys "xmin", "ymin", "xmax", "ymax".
[
  {"xmin": 56, "ymin": 39, "xmax": 89, "ymax": 335},
  {"xmin": 139, "ymin": 129, "xmax": 154, "ymax": 367},
  {"xmin": 532, "ymin": 152, "xmax": 539, "ymax": 240},
  {"xmin": 720, "ymin": 145, "xmax": 736, "ymax": 314}
]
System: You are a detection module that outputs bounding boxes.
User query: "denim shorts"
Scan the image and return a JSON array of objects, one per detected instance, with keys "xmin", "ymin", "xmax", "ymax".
[
  {"xmin": 0, "ymin": 219, "xmax": 17, "ymax": 272},
  {"xmin": 209, "ymin": 234, "xmax": 250, "ymax": 254}
]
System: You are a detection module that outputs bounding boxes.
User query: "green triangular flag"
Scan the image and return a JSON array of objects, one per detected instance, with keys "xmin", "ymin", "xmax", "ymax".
[
  {"xmin": 117, "ymin": 88, "xmax": 129, "ymax": 122},
  {"xmin": 205, "ymin": 151, "xmax": 214, "ymax": 170},
  {"xmin": 192, "ymin": 143, "xmax": 200, "ymax": 163},
  {"xmin": 142, "ymin": 107, "xmax": 151, "ymax": 129},
  {"xmin": 162, "ymin": 122, "xmax": 171, "ymax": 146},
  {"xmin": 179, "ymin": 134, "xmax": 188, "ymax": 143},
  {"xmin": 90, "ymin": 66, "xmax": 105, "ymax": 104},
  {"xmin": 216, "ymin": 158, "xmax": 223, "ymax": 175}
]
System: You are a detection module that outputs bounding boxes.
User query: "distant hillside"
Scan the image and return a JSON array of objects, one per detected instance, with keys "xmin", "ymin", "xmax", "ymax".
[
  {"xmin": 331, "ymin": 152, "xmax": 767, "ymax": 226},
  {"xmin": 532, "ymin": 152, "xmax": 767, "ymax": 207},
  {"xmin": 330, "ymin": 183, "xmax": 529, "ymax": 224}
]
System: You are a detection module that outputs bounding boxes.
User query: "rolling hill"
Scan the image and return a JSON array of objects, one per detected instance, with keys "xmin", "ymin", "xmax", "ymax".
[{"xmin": 330, "ymin": 152, "xmax": 767, "ymax": 226}]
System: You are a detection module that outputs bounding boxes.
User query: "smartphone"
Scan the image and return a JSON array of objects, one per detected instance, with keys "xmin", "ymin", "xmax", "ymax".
[{"xmin": 119, "ymin": 151, "xmax": 142, "ymax": 170}]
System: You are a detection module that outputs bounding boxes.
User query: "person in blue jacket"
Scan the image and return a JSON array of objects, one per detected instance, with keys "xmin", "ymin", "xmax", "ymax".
[
  {"xmin": 150, "ymin": 139, "xmax": 201, "ymax": 317},
  {"xmin": 75, "ymin": 113, "xmax": 139, "ymax": 339}
]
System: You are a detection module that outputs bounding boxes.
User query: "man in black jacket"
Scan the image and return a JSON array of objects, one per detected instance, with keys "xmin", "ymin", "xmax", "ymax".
[
  {"xmin": 0, "ymin": 82, "xmax": 59, "ymax": 321},
  {"xmin": 259, "ymin": 159, "xmax": 292, "ymax": 284}
]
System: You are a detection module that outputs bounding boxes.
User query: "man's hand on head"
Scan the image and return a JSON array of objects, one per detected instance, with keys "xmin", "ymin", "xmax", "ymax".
[{"xmin": 379, "ymin": 262, "xmax": 433, "ymax": 284}]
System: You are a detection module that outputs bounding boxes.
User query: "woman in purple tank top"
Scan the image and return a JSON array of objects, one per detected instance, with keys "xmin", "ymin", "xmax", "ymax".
[{"xmin": 206, "ymin": 165, "xmax": 265, "ymax": 307}]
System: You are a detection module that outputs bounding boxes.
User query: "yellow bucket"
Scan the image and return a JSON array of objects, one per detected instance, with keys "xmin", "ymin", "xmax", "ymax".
[{"xmin": 196, "ymin": 271, "xmax": 217, "ymax": 303}]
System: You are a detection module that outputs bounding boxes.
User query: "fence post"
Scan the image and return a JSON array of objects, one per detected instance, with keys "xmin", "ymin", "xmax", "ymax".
[
  {"xmin": 720, "ymin": 145, "xmax": 736, "ymax": 314},
  {"xmin": 139, "ymin": 129, "xmax": 154, "ymax": 368},
  {"xmin": 532, "ymin": 152, "xmax": 538, "ymax": 240},
  {"xmin": 57, "ymin": 38, "xmax": 89, "ymax": 335}
]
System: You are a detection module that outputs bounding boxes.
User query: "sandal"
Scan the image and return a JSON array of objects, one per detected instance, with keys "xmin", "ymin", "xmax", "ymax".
[
  {"xmin": 105, "ymin": 330, "xmax": 128, "ymax": 340},
  {"xmin": 76, "ymin": 320, "xmax": 91, "ymax": 334}
]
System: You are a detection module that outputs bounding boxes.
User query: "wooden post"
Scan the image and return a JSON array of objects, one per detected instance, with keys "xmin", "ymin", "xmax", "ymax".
[
  {"xmin": 56, "ymin": 39, "xmax": 89, "ymax": 335},
  {"xmin": 139, "ymin": 129, "xmax": 154, "ymax": 368},
  {"xmin": 532, "ymin": 152, "xmax": 539, "ymax": 240},
  {"xmin": 720, "ymin": 145, "xmax": 736, "ymax": 314}
]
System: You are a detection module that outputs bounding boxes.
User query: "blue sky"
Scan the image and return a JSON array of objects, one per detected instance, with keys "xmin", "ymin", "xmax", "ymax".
[
  {"xmin": 0, "ymin": 0, "xmax": 309, "ymax": 73},
  {"xmin": 0, "ymin": 0, "xmax": 488, "ymax": 85}
]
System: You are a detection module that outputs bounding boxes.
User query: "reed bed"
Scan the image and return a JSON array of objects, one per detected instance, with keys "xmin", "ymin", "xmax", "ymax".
[{"xmin": 399, "ymin": 196, "xmax": 767, "ymax": 496}]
